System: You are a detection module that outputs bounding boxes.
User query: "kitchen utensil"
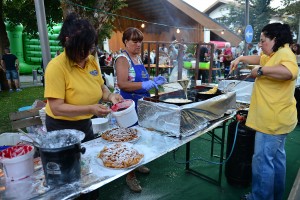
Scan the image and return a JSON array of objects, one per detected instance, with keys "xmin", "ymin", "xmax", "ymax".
[
  {"xmin": 222, "ymin": 74, "xmax": 251, "ymax": 93},
  {"xmin": 18, "ymin": 130, "xmax": 41, "ymax": 147},
  {"xmin": 177, "ymin": 79, "xmax": 190, "ymax": 99}
]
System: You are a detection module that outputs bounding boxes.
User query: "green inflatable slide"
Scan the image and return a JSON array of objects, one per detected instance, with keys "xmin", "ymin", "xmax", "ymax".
[{"xmin": 5, "ymin": 23, "xmax": 62, "ymax": 74}]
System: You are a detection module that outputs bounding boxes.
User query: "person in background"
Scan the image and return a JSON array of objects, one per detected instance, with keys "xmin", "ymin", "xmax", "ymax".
[
  {"xmin": 247, "ymin": 43, "xmax": 255, "ymax": 55},
  {"xmin": 291, "ymin": 43, "xmax": 300, "ymax": 66},
  {"xmin": 214, "ymin": 48, "xmax": 222, "ymax": 78},
  {"xmin": 198, "ymin": 45, "xmax": 209, "ymax": 82},
  {"xmin": 44, "ymin": 12, "xmax": 122, "ymax": 143},
  {"xmin": 1, "ymin": 47, "xmax": 21, "ymax": 92},
  {"xmin": 55, "ymin": 49, "xmax": 61, "ymax": 57},
  {"xmin": 105, "ymin": 53, "xmax": 113, "ymax": 66},
  {"xmin": 222, "ymin": 42, "xmax": 233, "ymax": 77},
  {"xmin": 252, "ymin": 49, "xmax": 258, "ymax": 55},
  {"xmin": 231, "ymin": 23, "xmax": 298, "ymax": 200},
  {"xmin": 114, "ymin": 27, "xmax": 166, "ymax": 192}
]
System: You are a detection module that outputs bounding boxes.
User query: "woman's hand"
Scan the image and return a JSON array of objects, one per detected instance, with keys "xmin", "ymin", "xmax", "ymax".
[
  {"xmin": 109, "ymin": 93, "xmax": 123, "ymax": 104},
  {"xmin": 90, "ymin": 104, "xmax": 111, "ymax": 117},
  {"xmin": 230, "ymin": 57, "xmax": 240, "ymax": 72}
]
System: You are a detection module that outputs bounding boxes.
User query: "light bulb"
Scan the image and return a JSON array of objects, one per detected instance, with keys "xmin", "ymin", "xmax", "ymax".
[
  {"xmin": 141, "ymin": 23, "xmax": 145, "ymax": 28},
  {"xmin": 176, "ymin": 28, "xmax": 180, "ymax": 34},
  {"xmin": 221, "ymin": 30, "xmax": 224, "ymax": 34}
]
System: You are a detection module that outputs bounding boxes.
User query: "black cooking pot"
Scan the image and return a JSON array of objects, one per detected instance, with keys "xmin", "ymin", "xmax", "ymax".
[
  {"xmin": 193, "ymin": 86, "xmax": 222, "ymax": 101},
  {"xmin": 38, "ymin": 129, "xmax": 86, "ymax": 187},
  {"xmin": 39, "ymin": 143, "xmax": 86, "ymax": 187}
]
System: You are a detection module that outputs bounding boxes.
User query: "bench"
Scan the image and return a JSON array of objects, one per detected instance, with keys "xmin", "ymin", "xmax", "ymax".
[{"xmin": 9, "ymin": 108, "xmax": 42, "ymax": 133}]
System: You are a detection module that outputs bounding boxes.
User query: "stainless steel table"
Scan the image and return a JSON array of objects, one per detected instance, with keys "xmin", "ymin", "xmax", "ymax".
[{"xmin": 0, "ymin": 113, "xmax": 234, "ymax": 200}]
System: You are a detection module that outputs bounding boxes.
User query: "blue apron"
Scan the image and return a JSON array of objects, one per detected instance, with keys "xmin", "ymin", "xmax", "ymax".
[{"xmin": 120, "ymin": 51, "xmax": 150, "ymax": 110}]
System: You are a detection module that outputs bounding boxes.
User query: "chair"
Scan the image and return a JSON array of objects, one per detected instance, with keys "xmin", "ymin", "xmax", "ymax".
[{"xmin": 9, "ymin": 108, "xmax": 42, "ymax": 133}]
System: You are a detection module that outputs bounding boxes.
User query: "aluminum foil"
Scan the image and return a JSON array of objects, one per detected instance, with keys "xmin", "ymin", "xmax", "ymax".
[{"xmin": 137, "ymin": 91, "xmax": 236, "ymax": 137}]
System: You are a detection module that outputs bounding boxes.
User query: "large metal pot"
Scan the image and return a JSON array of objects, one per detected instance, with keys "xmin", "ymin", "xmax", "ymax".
[{"xmin": 38, "ymin": 129, "xmax": 86, "ymax": 187}]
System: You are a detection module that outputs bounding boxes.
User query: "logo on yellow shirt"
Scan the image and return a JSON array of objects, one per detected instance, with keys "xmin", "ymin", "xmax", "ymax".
[{"xmin": 90, "ymin": 70, "xmax": 98, "ymax": 76}]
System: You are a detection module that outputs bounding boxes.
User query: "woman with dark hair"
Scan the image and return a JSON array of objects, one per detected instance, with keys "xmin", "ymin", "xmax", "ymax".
[
  {"xmin": 44, "ymin": 13, "xmax": 123, "ymax": 142},
  {"xmin": 231, "ymin": 23, "xmax": 298, "ymax": 200},
  {"xmin": 114, "ymin": 27, "xmax": 166, "ymax": 192},
  {"xmin": 291, "ymin": 43, "xmax": 300, "ymax": 66}
]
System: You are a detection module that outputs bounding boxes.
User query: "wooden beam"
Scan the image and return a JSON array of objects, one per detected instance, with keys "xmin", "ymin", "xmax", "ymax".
[{"xmin": 168, "ymin": 0, "xmax": 242, "ymax": 46}]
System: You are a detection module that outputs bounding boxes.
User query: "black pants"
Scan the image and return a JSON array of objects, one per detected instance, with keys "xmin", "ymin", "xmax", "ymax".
[{"xmin": 46, "ymin": 115, "xmax": 94, "ymax": 142}]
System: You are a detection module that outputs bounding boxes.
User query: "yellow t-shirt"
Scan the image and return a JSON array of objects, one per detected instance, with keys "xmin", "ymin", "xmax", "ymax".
[
  {"xmin": 246, "ymin": 44, "xmax": 298, "ymax": 134},
  {"xmin": 44, "ymin": 52, "xmax": 104, "ymax": 121}
]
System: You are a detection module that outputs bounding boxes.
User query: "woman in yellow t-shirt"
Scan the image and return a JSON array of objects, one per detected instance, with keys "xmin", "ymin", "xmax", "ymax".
[
  {"xmin": 44, "ymin": 13, "xmax": 122, "ymax": 142},
  {"xmin": 231, "ymin": 23, "xmax": 298, "ymax": 200}
]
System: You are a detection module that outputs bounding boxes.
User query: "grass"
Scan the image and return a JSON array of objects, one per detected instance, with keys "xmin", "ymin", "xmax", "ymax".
[{"xmin": 0, "ymin": 86, "xmax": 45, "ymax": 133}]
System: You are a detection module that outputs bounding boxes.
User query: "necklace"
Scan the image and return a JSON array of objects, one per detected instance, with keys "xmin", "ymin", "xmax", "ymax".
[{"xmin": 132, "ymin": 56, "xmax": 139, "ymax": 63}]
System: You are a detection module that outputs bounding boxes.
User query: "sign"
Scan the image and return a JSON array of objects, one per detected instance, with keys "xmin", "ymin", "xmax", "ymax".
[{"xmin": 245, "ymin": 25, "xmax": 253, "ymax": 44}]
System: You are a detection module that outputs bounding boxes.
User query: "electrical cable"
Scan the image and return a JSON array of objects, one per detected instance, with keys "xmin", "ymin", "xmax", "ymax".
[
  {"xmin": 63, "ymin": 0, "xmax": 225, "ymax": 32},
  {"xmin": 173, "ymin": 121, "xmax": 240, "ymax": 165}
]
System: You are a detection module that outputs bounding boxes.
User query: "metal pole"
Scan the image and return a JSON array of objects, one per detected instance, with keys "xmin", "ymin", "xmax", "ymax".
[
  {"xmin": 34, "ymin": 0, "xmax": 51, "ymax": 70},
  {"xmin": 244, "ymin": 0, "xmax": 249, "ymax": 55}
]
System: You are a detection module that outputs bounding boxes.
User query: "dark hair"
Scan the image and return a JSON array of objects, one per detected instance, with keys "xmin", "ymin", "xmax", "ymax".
[
  {"xmin": 291, "ymin": 43, "xmax": 300, "ymax": 55},
  {"xmin": 252, "ymin": 49, "xmax": 258, "ymax": 54},
  {"xmin": 122, "ymin": 27, "xmax": 143, "ymax": 45},
  {"xmin": 261, "ymin": 23, "xmax": 293, "ymax": 52},
  {"xmin": 58, "ymin": 13, "xmax": 97, "ymax": 63}
]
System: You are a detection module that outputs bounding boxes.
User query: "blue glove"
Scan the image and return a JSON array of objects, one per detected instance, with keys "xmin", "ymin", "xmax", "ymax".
[
  {"xmin": 153, "ymin": 76, "xmax": 167, "ymax": 85},
  {"xmin": 142, "ymin": 80, "xmax": 158, "ymax": 90}
]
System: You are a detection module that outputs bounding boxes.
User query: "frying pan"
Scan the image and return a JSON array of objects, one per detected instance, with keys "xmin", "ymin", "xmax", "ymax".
[{"xmin": 158, "ymin": 90, "xmax": 194, "ymax": 106}]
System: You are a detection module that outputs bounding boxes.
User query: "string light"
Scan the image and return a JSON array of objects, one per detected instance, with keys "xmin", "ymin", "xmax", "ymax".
[
  {"xmin": 141, "ymin": 23, "xmax": 145, "ymax": 28},
  {"xmin": 221, "ymin": 30, "xmax": 225, "ymax": 34},
  {"xmin": 63, "ymin": 0, "xmax": 231, "ymax": 33}
]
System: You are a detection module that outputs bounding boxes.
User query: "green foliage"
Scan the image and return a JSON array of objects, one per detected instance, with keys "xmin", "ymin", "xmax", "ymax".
[
  {"xmin": 0, "ymin": 86, "xmax": 45, "ymax": 133},
  {"xmin": 60, "ymin": 0, "xmax": 127, "ymax": 44},
  {"xmin": 218, "ymin": 0, "xmax": 273, "ymax": 43},
  {"xmin": 3, "ymin": 0, "xmax": 62, "ymax": 37},
  {"xmin": 2, "ymin": 0, "xmax": 126, "ymax": 43},
  {"xmin": 277, "ymin": 0, "xmax": 300, "ymax": 42}
]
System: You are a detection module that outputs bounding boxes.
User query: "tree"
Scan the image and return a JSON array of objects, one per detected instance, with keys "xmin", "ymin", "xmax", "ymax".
[
  {"xmin": 217, "ymin": 0, "xmax": 273, "ymax": 43},
  {"xmin": 277, "ymin": 0, "xmax": 300, "ymax": 43},
  {"xmin": 0, "ymin": 0, "xmax": 126, "ymax": 54},
  {"xmin": 60, "ymin": 0, "xmax": 127, "ymax": 44}
]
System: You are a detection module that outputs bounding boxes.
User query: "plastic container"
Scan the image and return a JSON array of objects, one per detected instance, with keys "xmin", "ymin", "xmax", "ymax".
[
  {"xmin": 190, "ymin": 61, "xmax": 210, "ymax": 69},
  {"xmin": 91, "ymin": 117, "xmax": 109, "ymax": 133},
  {"xmin": 0, "ymin": 133, "xmax": 21, "ymax": 150},
  {"xmin": 0, "ymin": 145, "xmax": 35, "ymax": 181},
  {"xmin": 111, "ymin": 100, "xmax": 138, "ymax": 128}
]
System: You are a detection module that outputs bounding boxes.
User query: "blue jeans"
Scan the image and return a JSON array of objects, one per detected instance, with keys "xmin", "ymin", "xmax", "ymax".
[{"xmin": 249, "ymin": 132, "xmax": 287, "ymax": 200}]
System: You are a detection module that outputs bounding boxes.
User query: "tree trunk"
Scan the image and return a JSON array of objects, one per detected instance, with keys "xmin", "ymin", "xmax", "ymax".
[
  {"xmin": 0, "ymin": 0, "xmax": 10, "ymax": 54},
  {"xmin": 297, "ymin": 16, "xmax": 300, "ymax": 44}
]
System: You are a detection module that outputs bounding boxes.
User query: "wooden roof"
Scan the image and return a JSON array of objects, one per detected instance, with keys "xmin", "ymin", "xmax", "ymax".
[{"xmin": 114, "ymin": 0, "xmax": 242, "ymax": 46}]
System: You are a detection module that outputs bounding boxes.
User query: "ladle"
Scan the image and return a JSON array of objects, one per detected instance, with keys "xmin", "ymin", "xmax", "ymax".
[
  {"xmin": 177, "ymin": 79, "xmax": 190, "ymax": 99},
  {"xmin": 18, "ymin": 130, "xmax": 41, "ymax": 147}
]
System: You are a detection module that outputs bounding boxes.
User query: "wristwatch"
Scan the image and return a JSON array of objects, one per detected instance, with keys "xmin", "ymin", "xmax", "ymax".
[{"xmin": 257, "ymin": 67, "xmax": 263, "ymax": 77}]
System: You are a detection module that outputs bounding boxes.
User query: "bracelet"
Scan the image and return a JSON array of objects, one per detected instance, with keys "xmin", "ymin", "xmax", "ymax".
[{"xmin": 107, "ymin": 93, "xmax": 113, "ymax": 101}]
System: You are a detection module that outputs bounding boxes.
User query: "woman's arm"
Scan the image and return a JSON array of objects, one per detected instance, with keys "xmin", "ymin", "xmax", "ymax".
[
  {"xmin": 47, "ymin": 98, "xmax": 111, "ymax": 117},
  {"xmin": 115, "ymin": 57, "xmax": 143, "ymax": 92},
  {"xmin": 230, "ymin": 55, "xmax": 260, "ymax": 71},
  {"xmin": 251, "ymin": 64, "xmax": 293, "ymax": 80}
]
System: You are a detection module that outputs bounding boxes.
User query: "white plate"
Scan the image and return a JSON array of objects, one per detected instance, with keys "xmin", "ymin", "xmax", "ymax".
[{"xmin": 96, "ymin": 144, "xmax": 144, "ymax": 170}]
